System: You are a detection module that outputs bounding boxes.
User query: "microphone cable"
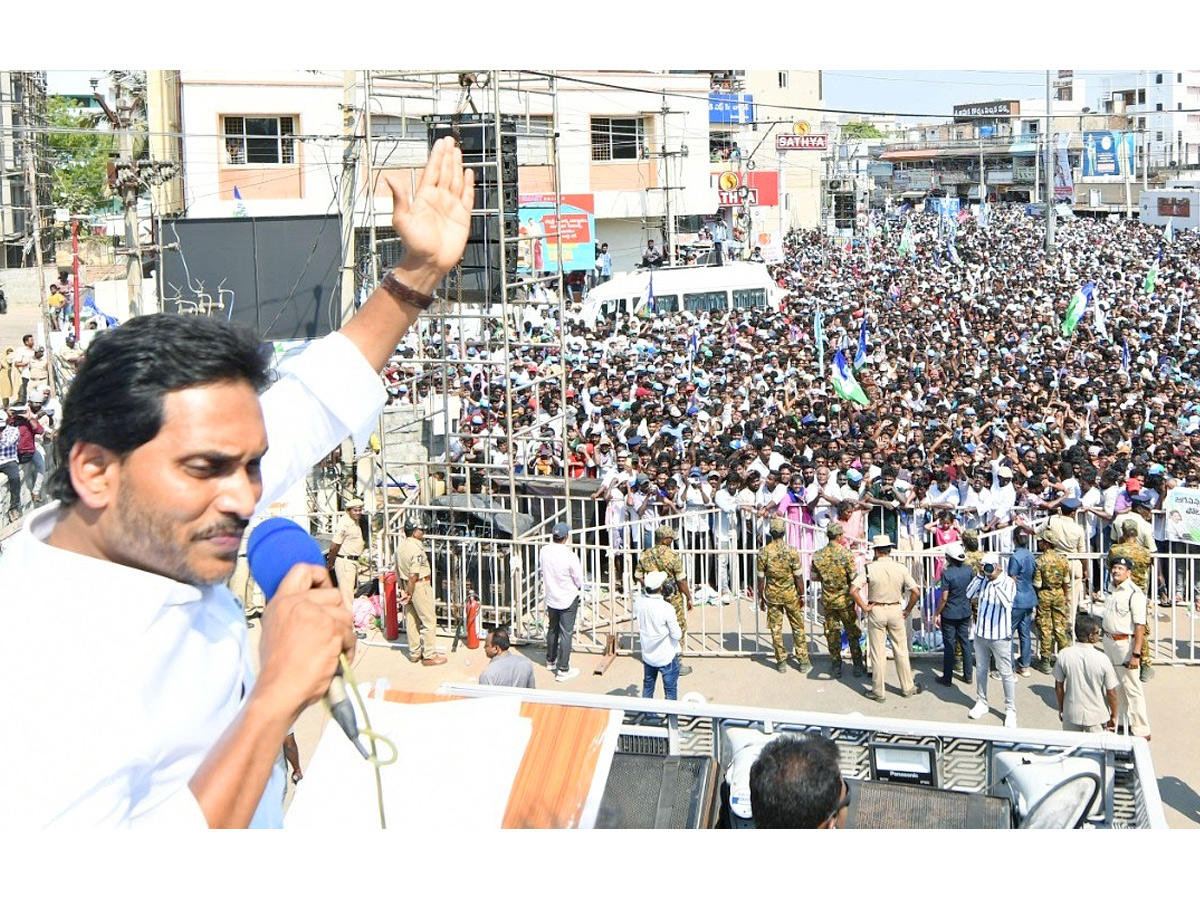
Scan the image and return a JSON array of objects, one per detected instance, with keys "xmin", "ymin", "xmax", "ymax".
[{"xmin": 335, "ymin": 650, "xmax": 397, "ymax": 829}]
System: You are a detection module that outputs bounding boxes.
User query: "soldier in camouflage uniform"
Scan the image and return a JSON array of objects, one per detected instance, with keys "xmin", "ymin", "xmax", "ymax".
[
  {"xmin": 1033, "ymin": 535, "xmax": 1072, "ymax": 673},
  {"xmin": 963, "ymin": 530, "xmax": 986, "ymax": 577},
  {"xmin": 636, "ymin": 525, "xmax": 694, "ymax": 676},
  {"xmin": 810, "ymin": 522, "xmax": 864, "ymax": 678},
  {"xmin": 758, "ymin": 518, "xmax": 811, "ymax": 673},
  {"xmin": 1109, "ymin": 520, "xmax": 1155, "ymax": 682}
]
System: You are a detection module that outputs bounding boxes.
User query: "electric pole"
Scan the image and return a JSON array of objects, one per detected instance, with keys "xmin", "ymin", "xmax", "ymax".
[
  {"xmin": 1045, "ymin": 70, "xmax": 1055, "ymax": 259},
  {"xmin": 20, "ymin": 74, "xmax": 48, "ymax": 317},
  {"xmin": 645, "ymin": 94, "xmax": 686, "ymax": 265},
  {"xmin": 94, "ymin": 77, "xmax": 144, "ymax": 317},
  {"xmin": 339, "ymin": 70, "xmax": 360, "ymax": 326}
]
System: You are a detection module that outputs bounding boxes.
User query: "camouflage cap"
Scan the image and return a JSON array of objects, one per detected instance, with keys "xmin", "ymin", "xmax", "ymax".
[
  {"xmin": 655, "ymin": 525, "xmax": 676, "ymax": 541},
  {"xmin": 1121, "ymin": 520, "xmax": 1140, "ymax": 534},
  {"xmin": 826, "ymin": 522, "xmax": 844, "ymax": 538},
  {"xmin": 768, "ymin": 517, "xmax": 787, "ymax": 536}
]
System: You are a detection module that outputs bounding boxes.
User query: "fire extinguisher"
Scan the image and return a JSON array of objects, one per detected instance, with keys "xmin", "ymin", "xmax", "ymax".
[
  {"xmin": 383, "ymin": 572, "xmax": 399, "ymax": 642},
  {"xmin": 465, "ymin": 590, "xmax": 482, "ymax": 650}
]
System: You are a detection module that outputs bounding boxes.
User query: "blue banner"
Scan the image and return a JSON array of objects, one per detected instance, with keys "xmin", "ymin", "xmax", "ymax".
[
  {"xmin": 927, "ymin": 197, "xmax": 961, "ymax": 220},
  {"xmin": 708, "ymin": 92, "xmax": 755, "ymax": 125}
]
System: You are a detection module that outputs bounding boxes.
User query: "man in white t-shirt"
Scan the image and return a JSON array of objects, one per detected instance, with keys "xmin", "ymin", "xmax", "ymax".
[{"xmin": 636, "ymin": 571, "xmax": 682, "ymax": 699}]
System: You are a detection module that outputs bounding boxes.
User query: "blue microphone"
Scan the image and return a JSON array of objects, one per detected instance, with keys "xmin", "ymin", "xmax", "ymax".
[{"xmin": 246, "ymin": 518, "xmax": 366, "ymax": 758}]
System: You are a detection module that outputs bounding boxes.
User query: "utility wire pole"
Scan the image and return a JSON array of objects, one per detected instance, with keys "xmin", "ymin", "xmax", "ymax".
[
  {"xmin": 94, "ymin": 77, "xmax": 145, "ymax": 317},
  {"xmin": 1045, "ymin": 70, "xmax": 1055, "ymax": 259},
  {"xmin": 339, "ymin": 70, "xmax": 360, "ymax": 326},
  {"xmin": 645, "ymin": 94, "xmax": 686, "ymax": 264},
  {"xmin": 20, "ymin": 74, "xmax": 48, "ymax": 317}
]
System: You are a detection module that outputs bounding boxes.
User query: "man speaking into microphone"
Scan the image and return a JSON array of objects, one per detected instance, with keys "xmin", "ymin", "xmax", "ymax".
[{"xmin": 0, "ymin": 137, "xmax": 474, "ymax": 828}]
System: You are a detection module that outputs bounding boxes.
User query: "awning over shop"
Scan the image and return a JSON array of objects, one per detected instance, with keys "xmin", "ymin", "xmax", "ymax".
[
  {"xmin": 1009, "ymin": 138, "xmax": 1038, "ymax": 155},
  {"xmin": 898, "ymin": 190, "xmax": 926, "ymax": 198},
  {"xmin": 880, "ymin": 148, "xmax": 939, "ymax": 161}
]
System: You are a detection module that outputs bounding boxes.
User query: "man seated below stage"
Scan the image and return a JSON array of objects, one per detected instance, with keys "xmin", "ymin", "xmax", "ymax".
[
  {"xmin": 479, "ymin": 624, "xmax": 536, "ymax": 689},
  {"xmin": 749, "ymin": 734, "xmax": 850, "ymax": 829}
]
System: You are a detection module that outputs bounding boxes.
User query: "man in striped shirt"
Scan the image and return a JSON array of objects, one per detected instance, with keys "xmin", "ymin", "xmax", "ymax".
[{"xmin": 966, "ymin": 552, "xmax": 1018, "ymax": 728}]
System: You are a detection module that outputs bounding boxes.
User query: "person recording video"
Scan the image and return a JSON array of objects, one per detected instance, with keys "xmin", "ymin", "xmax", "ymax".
[{"xmin": 0, "ymin": 137, "xmax": 475, "ymax": 828}]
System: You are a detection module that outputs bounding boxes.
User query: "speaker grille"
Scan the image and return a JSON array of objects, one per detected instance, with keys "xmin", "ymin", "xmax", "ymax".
[
  {"xmin": 847, "ymin": 781, "xmax": 1011, "ymax": 829},
  {"xmin": 596, "ymin": 754, "xmax": 715, "ymax": 829},
  {"xmin": 617, "ymin": 733, "xmax": 670, "ymax": 756}
]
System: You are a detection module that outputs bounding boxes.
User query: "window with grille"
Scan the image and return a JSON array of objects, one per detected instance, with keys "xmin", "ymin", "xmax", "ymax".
[
  {"xmin": 684, "ymin": 290, "xmax": 728, "ymax": 312},
  {"xmin": 733, "ymin": 288, "xmax": 766, "ymax": 309},
  {"xmin": 591, "ymin": 117, "xmax": 645, "ymax": 161},
  {"xmin": 223, "ymin": 115, "xmax": 296, "ymax": 165}
]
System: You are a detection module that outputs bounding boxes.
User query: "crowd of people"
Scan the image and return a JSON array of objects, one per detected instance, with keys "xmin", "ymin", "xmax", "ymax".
[{"xmin": 389, "ymin": 207, "xmax": 1199, "ymax": 594}]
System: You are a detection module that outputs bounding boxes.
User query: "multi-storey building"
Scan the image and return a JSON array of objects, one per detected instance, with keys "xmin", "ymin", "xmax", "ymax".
[
  {"xmin": 1094, "ymin": 70, "xmax": 1200, "ymax": 170},
  {"xmin": 146, "ymin": 70, "xmax": 728, "ymax": 278},
  {"xmin": 0, "ymin": 71, "xmax": 52, "ymax": 269}
]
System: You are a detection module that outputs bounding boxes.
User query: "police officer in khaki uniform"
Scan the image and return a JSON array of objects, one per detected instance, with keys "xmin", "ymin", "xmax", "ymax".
[
  {"xmin": 327, "ymin": 497, "xmax": 366, "ymax": 611},
  {"xmin": 757, "ymin": 517, "xmax": 811, "ymax": 673},
  {"xmin": 1102, "ymin": 556, "xmax": 1151, "ymax": 739},
  {"xmin": 396, "ymin": 520, "xmax": 446, "ymax": 666},
  {"xmin": 851, "ymin": 535, "xmax": 922, "ymax": 703},
  {"xmin": 1108, "ymin": 521, "xmax": 1155, "ymax": 682},
  {"xmin": 1040, "ymin": 497, "xmax": 1088, "ymax": 611}
]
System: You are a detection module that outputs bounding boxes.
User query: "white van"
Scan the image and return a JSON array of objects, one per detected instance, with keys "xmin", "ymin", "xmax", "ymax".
[{"xmin": 584, "ymin": 261, "xmax": 784, "ymax": 320}]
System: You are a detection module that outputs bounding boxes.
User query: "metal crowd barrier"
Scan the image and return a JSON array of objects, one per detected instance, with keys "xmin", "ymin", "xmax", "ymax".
[{"xmin": 246, "ymin": 495, "xmax": 1200, "ymax": 668}]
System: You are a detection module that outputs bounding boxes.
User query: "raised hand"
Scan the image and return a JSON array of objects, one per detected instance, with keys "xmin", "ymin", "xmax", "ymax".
[{"xmin": 383, "ymin": 136, "xmax": 476, "ymax": 288}]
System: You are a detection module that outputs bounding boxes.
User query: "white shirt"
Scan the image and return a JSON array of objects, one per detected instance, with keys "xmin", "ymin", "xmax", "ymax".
[
  {"xmin": 540, "ymin": 541, "xmax": 583, "ymax": 610},
  {"xmin": 635, "ymin": 592, "xmax": 681, "ymax": 667},
  {"xmin": 713, "ymin": 488, "xmax": 739, "ymax": 540},
  {"xmin": 0, "ymin": 331, "xmax": 385, "ymax": 828},
  {"xmin": 680, "ymin": 485, "xmax": 712, "ymax": 533},
  {"xmin": 967, "ymin": 572, "xmax": 1015, "ymax": 640},
  {"xmin": 747, "ymin": 453, "xmax": 786, "ymax": 479}
]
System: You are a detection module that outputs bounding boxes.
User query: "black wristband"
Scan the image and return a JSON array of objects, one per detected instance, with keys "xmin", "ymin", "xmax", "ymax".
[{"xmin": 379, "ymin": 271, "xmax": 436, "ymax": 311}]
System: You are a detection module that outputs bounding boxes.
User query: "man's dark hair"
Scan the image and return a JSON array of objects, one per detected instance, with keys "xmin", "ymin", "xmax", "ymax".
[
  {"xmin": 487, "ymin": 624, "xmax": 511, "ymax": 651},
  {"xmin": 48, "ymin": 315, "xmax": 272, "ymax": 504},
  {"xmin": 749, "ymin": 734, "xmax": 844, "ymax": 829},
  {"xmin": 1075, "ymin": 612, "xmax": 1101, "ymax": 643}
]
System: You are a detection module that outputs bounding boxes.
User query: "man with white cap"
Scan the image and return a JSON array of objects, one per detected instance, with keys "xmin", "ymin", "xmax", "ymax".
[
  {"xmin": 989, "ymin": 463, "xmax": 1017, "ymax": 554},
  {"xmin": 850, "ymin": 534, "xmax": 922, "ymax": 702},
  {"xmin": 933, "ymin": 542, "xmax": 974, "ymax": 686},
  {"xmin": 637, "ymin": 570, "xmax": 682, "ymax": 700},
  {"xmin": 541, "ymin": 521, "xmax": 583, "ymax": 682},
  {"xmin": 966, "ymin": 552, "xmax": 1018, "ymax": 728}
]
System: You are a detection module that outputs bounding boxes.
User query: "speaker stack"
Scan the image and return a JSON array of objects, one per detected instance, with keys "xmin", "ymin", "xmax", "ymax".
[{"xmin": 425, "ymin": 114, "xmax": 519, "ymax": 304}]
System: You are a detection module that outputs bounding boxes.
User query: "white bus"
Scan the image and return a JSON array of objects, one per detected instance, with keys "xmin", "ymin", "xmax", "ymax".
[{"xmin": 583, "ymin": 261, "xmax": 784, "ymax": 320}]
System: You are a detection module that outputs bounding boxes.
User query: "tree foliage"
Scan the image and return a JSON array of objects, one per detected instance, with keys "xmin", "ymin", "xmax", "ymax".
[
  {"xmin": 46, "ymin": 95, "xmax": 114, "ymax": 215},
  {"xmin": 841, "ymin": 121, "xmax": 884, "ymax": 139}
]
